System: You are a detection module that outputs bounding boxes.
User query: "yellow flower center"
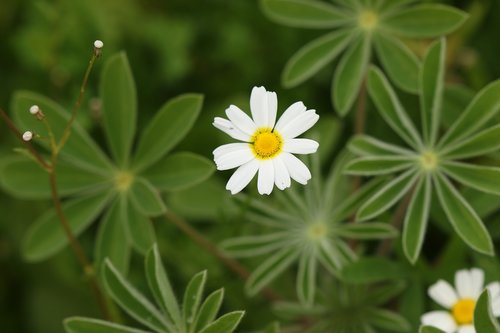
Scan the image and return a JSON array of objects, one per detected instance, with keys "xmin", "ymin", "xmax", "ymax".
[
  {"xmin": 359, "ymin": 11, "xmax": 378, "ymax": 30},
  {"xmin": 420, "ymin": 151, "xmax": 438, "ymax": 171},
  {"xmin": 452, "ymin": 298, "xmax": 475, "ymax": 325},
  {"xmin": 307, "ymin": 223, "xmax": 328, "ymax": 240},
  {"xmin": 115, "ymin": 171, "xmax": 134, "ymax": 192},
  {"xmin": 250, "ymin": 128, "xmax": 283, "ymax": 159}
]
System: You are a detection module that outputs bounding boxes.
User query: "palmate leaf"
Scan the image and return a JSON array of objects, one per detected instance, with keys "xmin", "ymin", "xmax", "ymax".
[
  {"xmin": 64, "ymin": 317, "xmax": 152, "ymax": 333},
  {"xmin": 474, "ymin": 289, "xmax": 500, "ymax": 333}
]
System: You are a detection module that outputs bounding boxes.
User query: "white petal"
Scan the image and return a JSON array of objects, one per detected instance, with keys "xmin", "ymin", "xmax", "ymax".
[
  {"xmin": 487, "ymin": 282, "xmax": 500, "ymax": 317},
  {"xmin": 278, "ymin": 110, "xmax": 319, "ymax": 139},
  {"xmin": 429, "ymin": 280, "xmax": 459, "ymax": 308},
  {"xmin": 457, "ymin": 325, "xmax": 475, "ymax": 333},
  {"xmin": 257, "ymin": 160, "xmax": 274, "ymax": 195},
  {"xmin": 455, "ymin": 268, "xmax": 484, "ymax": 299},
  {"xmin": 225, "ymin": 160, "xmax": 259, "ymax": 195},
  {"xmin": 250, "ymin": 86, "xmax": 277, "ymax": 128},
  {"xmin": 275, "ymin": 101, "xmax": 306, "ymax": 131},
  {"xmin": 273, "ymin": 156, "xmax": 291, "ymax": 190},
  {"xmin": 214, "ymin": 148, "xmax": 254, "ymax": 171},
  {"xmin": 281, "ymin": 152, "xmax": 312, "ymax": 185},
  {"xmin": 213, "ymin": 143, "xmax": 248, "ymax": 158},
  {"xmin": 283, "ymin": 138, "xmax": 319, "ymax": 155},
  {"xmin": 213, "ymin": 117, "xmax": 250, "ymax": 142},
  {"xmin": 225, "ymin": 105, "xmax": 257, "ymax": 135},
  {"xmin": 421, "ymin": 311, "xmax": 457, "ymax": 333}
]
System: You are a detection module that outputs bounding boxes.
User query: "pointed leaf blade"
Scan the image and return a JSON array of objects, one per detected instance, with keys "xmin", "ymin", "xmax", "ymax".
[
  {"xmin": 183, "ymin": 270, "xmax": 207, "ymax": 327},
  {"xmin": 199, "ymin": 311, "xmax": 245, "ymax": 333},
  {"xmin": 348, "ymin": 135, "xmax": 414, "ymax": 157},
  {"xmin": 125, "ymin": 204, "xmax": 156, "ymax": 255},
  {"xmin": 64, "ymin": 317, "xmax": 152, "ymax": 333},
  {"xmin": 128, "ymin": 178, "xmax": 167, "ymax": 217},
  {"xmin": 474, "ymin": 289, "xmax": 500, "ymax": 333},
  {"xmin": 344, "ymin": 156, "xmax": 415, "ymax": 176},
  {"xmin": 442, "ymin": 162, "xmax": 500, "ymax": 196},
  {"xmin": 336, "ymin": 222, "xmax": 398, "ymax": 240},
  {"xmin": 297, "ymin": 251, "xmax": 317, "ymax": 306},
  {"xmin": 442, "ymin": 124, "xmax": 500, "ymax": 159},
  {"xmin": 193, "ymin": 289, "xmax": 225, "ymax": 332}
]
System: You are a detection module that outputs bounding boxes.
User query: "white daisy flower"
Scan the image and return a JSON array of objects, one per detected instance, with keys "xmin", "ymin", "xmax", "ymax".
[
  {"xmin": 213, "ymin": 86, "xmax": 319, "ymax": 195},
  {"xmin": 421, "ymin": 268, "xmax": 500, "ymax": 333}
]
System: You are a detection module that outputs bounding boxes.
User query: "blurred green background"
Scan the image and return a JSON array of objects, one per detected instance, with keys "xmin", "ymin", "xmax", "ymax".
[{"xmin": 1, "ymin": 0, "xmax": 500, "ymax": 332}]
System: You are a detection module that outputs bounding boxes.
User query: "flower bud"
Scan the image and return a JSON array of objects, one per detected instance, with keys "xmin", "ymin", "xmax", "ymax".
[{"xmin": 22, "ymin": 131, "xmax": 33, "ymax": 141}]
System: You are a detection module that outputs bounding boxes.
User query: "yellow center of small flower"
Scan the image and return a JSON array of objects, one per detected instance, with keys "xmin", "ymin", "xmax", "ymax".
[
  {"xmin": 359, "ymin": 11, "xmax": 378, "ymax": 30},
  {"xmin": 452, "ymin": 298, "xmax": 475, "ymax": 325},
  {"xmin": 420, "ymin": 151, "xmax": 438, "ymax": 171},
  {"xmin": 115, "ymin": 171, "xmax": 134, "ymax": 192},
  {"xmin": 307, "ymin": 223, "xmax": 328, "ymax": 240},
  {"xmin": 250, "ymin": 128, "xmax": 283, "ymax": 159}
]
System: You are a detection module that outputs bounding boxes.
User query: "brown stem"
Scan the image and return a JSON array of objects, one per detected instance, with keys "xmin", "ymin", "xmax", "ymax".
[{"xmin": 164, "ymin": 211, "xmax": 281, "ymax": 302}]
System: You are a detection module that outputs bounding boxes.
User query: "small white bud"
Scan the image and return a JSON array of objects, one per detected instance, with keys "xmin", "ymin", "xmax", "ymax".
[
  {"xmin": 29, "ymin": 105, "xmax": 40, "ymax": 115},
  {"xmin": 22, "ymin": 131, "xmax": 33, "ymax": 142},
  {"xmin": 94, "ymin": 40, "xmax": 104, "ymax": 49}
]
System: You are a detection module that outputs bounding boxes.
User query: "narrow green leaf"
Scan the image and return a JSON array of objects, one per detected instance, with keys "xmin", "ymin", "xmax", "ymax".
[
  {"xmin": 142, "ymin": 152, "xmax": 214, "ymax": 192},
  {"xmin": 193, "ymin": 289, "xmax": 224, "ymax": 332},
  {"xmin": 221, "ymin": 232, "xmax": 292, "ymax": 258},
  {"xmin": 297, "ymin": 251, "xmax": 316, "ymax": 306},
  {"xmin": 335, "ymin": 222, "xmax": 398, "ymax": 239},
  {"xmin": 382, "ymin": 4, "xmax": 468, "ymax": 38},
  {"xmin": 183, "ymin": 270, "xmax": 207, "ymax": 326},
  {"xmin": 419, "ymin": 326, "xmax": 446, "ymax": 333},
  {"xmin": 474, "ymin": 289, "xmax": 500, "ymax": 333},
  {"xmin": 100, "ymin": 52, "xmax": 137, "ymax": 166},
  {"xmin": 433, "ymin": 172, "xmax": 494, "ymax": 255},
  {"xmin": 125, "ymin": 203, "xmax": 155, "ymax": 255},
  {"xmin": 402, "ymin": 174, "xmax": 431, "ymax": 264},
  {"xmin": 442, "ymin": 161, "xmax": 500, "ymax": 196},
  {"xmin": 442, "ymin": 124, "xmax": 500, "ymax": 159},
  {"xmin": 11, "ymin": 91, "xmax": 114, "ymax": 174},
  {"xmin": 374, "ymin": 33, "xmax": 420, "ymax": 93},
  {"xmin": 366, "ymin": 281, "xmax": 407, "ymax": 306},
  {"xmin": 22, "ymin": 191, "xmax": 112, "ymax": 262},
  {"xmin": 133, "ymin": 94, "xmax": 203, "ymax": 171},
  {"xmin": 367, "ymin": 67, "xmax": 423, "ymax": 149},
  {"xmin": 357, "ymin": 169, "xmax": 418, "ymax": 221},
  {"xmin": 260, "ymin": 0, "xmax": 351, "ymax": 28},
  {"xmin": 145, "ymin": 245, "xmax": 182, "ymax": 330},
  {"xmin": 199, "ymin": 311, "xmax": 245, "ymax": 333},
  {"xmin": 364, "ymin": 308, "xmax": 411, "ymax": 332},
  {"xmin": 103, "ymin": 260, "xmax": 169, "ymax": 332},
  {"xmin": 282, "ymin": 30, "xmax": 353, "ymax": 88},
  {"xmin": 317, "ymin": 240, "xmax": 344, "ymax": 276},
  {"xmin": 128, "ymin": 178, "xmax": 167, "ymax": 217},
  {"xmin": 333, "ymin": 33, "xmax": 371, "ymax": 116},
  {"xmin": 64, "ymin": 317, "xmax": 151, "ymax": 333},
  {"xmin": 340, "ymin": 257, "xmax": 407, "ymax": 283},
  {"xmin": 245, "ymin": 247, "xmax": 299, "ymax": 296},
  {"xmin": 344, "ymin": 156, "xmax": 415, "ymax": 176},
  {"xmin": 348, "ymin": 135, "xmax": 414, "ymax": 156},
  {"xmin": 95, "ymin": 197, "xmax": 130, "ymax": 274},
  {"xmin": 420, "ymin": 38, "xmax": 445, "ymax": 146},
  {"xmin": 0, "ymin": 156, "xmax": 110, "ymax": 199},
  {"xmin": 439, "ymin": 80, "xmax": 500, "ymax": 148}
]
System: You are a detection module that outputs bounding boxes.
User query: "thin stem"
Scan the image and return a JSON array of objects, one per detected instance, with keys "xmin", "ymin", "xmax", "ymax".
[
  {"xmin": 351, "ymin": 78, "xmax": 368, "ymax": 193},
  {"xmin": 164, "ymin": 211, "xmax": 281, "ymax": 302}
]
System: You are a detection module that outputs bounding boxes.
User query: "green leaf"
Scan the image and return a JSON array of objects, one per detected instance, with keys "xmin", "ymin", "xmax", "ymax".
[
  {"xmin": 366, "ymin": 281, "xmax": 407, "ymax": 306},
  {"xmin": 95, "ymin": 197, "xmax": 130, "ymax": 274},
  {"xmin": 442, "ymin": 124, "xmax": 500, "ymax": 159},
  {"xmin": 420, "ymin": 38, "xmax": 445, "ymax": 146},
  {"xmin": 221, "ymin": 232, "xmax": 292, "ymax": 258},
  {"xmin": 348, "ymin": 135, "xmax": 414, "ymax": 156},
  {"xmin": 474, "ymin": 289, "xmax": 500, "ymax": 333},
  {"xmin": 333, "ymin": 33, "xmax": 371, "ymax": 116},
  {"xmin": 11, "ymin": 91, "xmax": 113, "ymax": 174},
  {"xmin": 142, "ymin": 152, "xmax": 214, "ymax": 192},
  {"xmin": 0, "ymin": 156, "xmax": 110, "ymax": 199},
  {"xmin": 125, "ymin": 204, "xmax": 155, "ymax": 255},
  {"xmin": 340, "ymin": 257, "xmax": 407, "ymax": 283},
  {"xmin": 199, "ymin": 311, "xmax": 245, "ymax": 333},
  {"xmin": 128, "ymin": 178, "xmax": 166, "ymax": 216},
  {"xmin": 442, "ymin": 161, "xmax": 500, "ymax": 196},
  {"xmin": 382, "ymin": 4, "xmax": 468, "ymax": 38},
  {"xmin": 335, "ymin": 222, "xmax": 398, "ymax": 239},
  {"xmin": 22, "ymin": 191, "xmax": 112, "ymax": 261},
  {"xmin": 193, "ymin": 289, "xmax": 224, "ymax": 332},
  {"xmin": 263, "ymin": 322, "xmax": 280, "ymax": 333},
  {"xmin": 419, "ymin": 326, "xmax": 446, "ymax": 333},
  {"xmin": 102, "ymin": 260, "xmax": 170, "ymax": 332},
  {"xmin": 402, "ymin": 174, "xmax": 431, "ymax": 264},
  {"xmin": 317, "ymin": 240, "xmax": 344, "ymax": 275},
  {"xmin": 357, "ymin": 169, "xmax": 418, "ymax": 221},
  {"xmin": 374, "ymin": 33, "xmax": 420, "ymax": 93},
  {"xmin": 364, "ymin": 308, "xmax": 411, "ymax": 332},
  {"xmin": 282, "ymin": 30, "xmax": 353, "ymax": 88},
  {"xmin": 439, "ymin": 80, "xmax": 500, "ymax": 148},
  {"xmin": 344, "ymin": 156, "xmax": 415, "ymax": 176},
  {"xmin": 100, "ymin": 52, "xmax": 137, "ymax": 166},
  {"xmin": 297, "ymin": 251, "xmax": 316, "ymax": 306},
  {"xmin": 64, "ymin": 317, "xmax": 151, "ymax": 333},
  {"xmin": 260, "ymin": 0, "xmax": 351, "ymax": 29},
  {"xmin": 145, "ymin": 245, "xmax": 182, "ymax": 330},
  {"xmin": 133, "ymin": 94, "xmax": 203, "ymax": 171},
  {"xmin": 246, "ymin": 247, "xmax": 300, "ymax": 296},
  {"xmin": 367, "ymin": 67, "xmax": 423, "ymax": 149},
  {"xmin": 433, "ymin": 172, "xmax": 494, "ymax": 255},
  {"xmin": 183, "ymin": 270, "xmax": 207, "ymax": 327}
]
